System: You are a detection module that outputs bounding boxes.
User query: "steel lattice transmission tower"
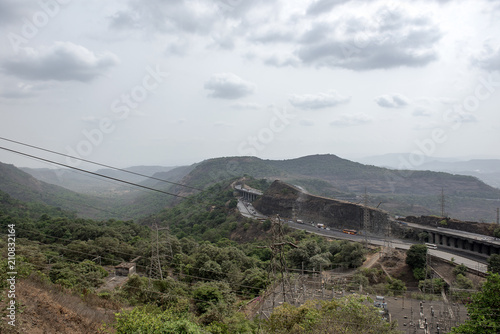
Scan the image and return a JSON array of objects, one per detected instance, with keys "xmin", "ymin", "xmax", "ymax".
[
  {"xmin": 258, "ymin": 215, "xmax": 298, "ymax": 318},
  {"xmin": 148, "ymin": 222, "xmax": 168, "ymax": 286}
]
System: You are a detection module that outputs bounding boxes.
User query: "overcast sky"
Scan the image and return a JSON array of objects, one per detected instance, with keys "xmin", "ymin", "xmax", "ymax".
[{"xmin": 1, "ymin": 0, "xmax": 499, "ymax": 170}]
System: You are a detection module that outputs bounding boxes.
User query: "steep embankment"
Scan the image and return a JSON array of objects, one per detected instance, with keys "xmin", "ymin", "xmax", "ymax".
[{"xmin": 254, "ymin": 180, "xmax": 390, "ymax": 234}]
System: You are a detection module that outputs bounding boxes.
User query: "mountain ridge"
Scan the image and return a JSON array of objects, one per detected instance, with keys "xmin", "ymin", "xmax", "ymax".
[{"xmin": 3, "ymin": 154, "xmax": 500, "ymax": 222}]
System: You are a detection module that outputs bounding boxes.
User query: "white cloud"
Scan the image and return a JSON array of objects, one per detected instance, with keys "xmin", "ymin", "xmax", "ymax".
[
  {"xmin": 204, "ymin": 73, "xmax": 256, "ymax": 99},
  {"xmin": 374, "ymin": 93, "xmax": 410, "ymax": 108},
  {"xmin": 330, "ymin": 113, "xmax": 372, "ymax": 127},
  {"xmin": 289, "ymin": 90, "xmax": 350, "ymax": 110},
  {"xmin": 1, "ymin": 42, "xmax": 119, "ymax": 82}
]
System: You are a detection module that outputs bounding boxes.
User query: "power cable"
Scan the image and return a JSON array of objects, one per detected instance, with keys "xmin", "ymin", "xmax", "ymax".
[
  {"xmin": 0, "ymin": 136, "xmax": 202, "ymax": 191},
  {"xmin": 0, "ymin": 145, "xmax": 190, "ymax": 199}
]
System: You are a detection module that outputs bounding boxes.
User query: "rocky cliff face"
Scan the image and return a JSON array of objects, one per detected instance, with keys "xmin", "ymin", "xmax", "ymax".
[{"xmin": 254, "ymin": 180, "xmax": 390, "ymax": 234}]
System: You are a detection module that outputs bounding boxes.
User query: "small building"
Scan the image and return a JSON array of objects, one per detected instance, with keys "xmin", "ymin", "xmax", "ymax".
[{"xmin": 115, "ymin": 262, "xmax": 136, "ymax": 277}]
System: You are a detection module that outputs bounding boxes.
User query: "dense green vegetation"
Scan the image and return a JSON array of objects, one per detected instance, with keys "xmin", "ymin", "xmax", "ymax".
[
  {"xmin": 287, "ymin": 233, "xmax": 366, "ymax": 270},
  {"xmin": 451, "ymin": 273, "xmax": 500, "ymax": 334},
  {"xmin": 3, "ymin": 169, "xmax": 493, "ymax": 332},
  {"xmin": 487, "ymin": 254, "xmax": 500, "ymax": 274},
  {"xmin": 0, "ymin": 177, "xmax": 387, "ymax": 333}
]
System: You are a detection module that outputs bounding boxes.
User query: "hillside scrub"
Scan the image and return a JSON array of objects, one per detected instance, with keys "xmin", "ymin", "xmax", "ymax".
[{"xmin": 0, "ymin": 179, "xmax": 376, "ymax": 333}]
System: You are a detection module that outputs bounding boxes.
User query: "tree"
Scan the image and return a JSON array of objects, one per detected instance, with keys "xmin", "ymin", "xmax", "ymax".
[
  {"xmin": 113, "ymin": 306, "xmax": 204, "ymax": 334},
  {"xmin": 451, "ymin": 273, "xmax": 500, "ymax": 334},
  {"xmin": 332, "ymin": 241, "xmax": 365, "ymax": 268},
  {"xmin": 487, "ymin": 254, "xmax": 500, "ymax": 274},
  {"xmin": 192, "ymin": 281, "xmax": 234, "ymax": 315},
  {"xmin": 406, "ymin": 244, "xmax": 427, "ymax": 270},
  {"xmin": 387, "ymin": 279, "xmax": 407, "ymax": 296}
]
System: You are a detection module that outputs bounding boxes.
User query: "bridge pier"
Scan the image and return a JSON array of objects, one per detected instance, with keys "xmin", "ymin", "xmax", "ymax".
[
  {"xmin": 430, "ymin": 232, "xmax": 436, "ymax": 244},
  {"xmin": 412, "ymin": 225, "xmax": 500, "ymax": 259}
]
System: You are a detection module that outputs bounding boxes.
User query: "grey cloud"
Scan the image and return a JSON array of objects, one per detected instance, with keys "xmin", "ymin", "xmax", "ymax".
[
  {"xmin": 108, "ymin": 0, "xmax": 219, "ymax": 35},
  {"xmin": 204, "ymin": 73, "xmax": 256, "ymax": 99},
  {"xmin": 294, "ymin": 5, "xmax": 442, "ymax": 70},
  {"xmin": 457, "ymin": 113, "xmax": 478, "ymax": 123},
  {"xmin": 306, "ymin": 0, "xmax": 348, "ymax": 16},
  {"xmin": 299, "ymin": 119, "xmax": 315, "ymax": 126},
  {"xmin": 471, "ymin": 42, "xmax": 500, "ymax": 71},
  {"xmin": 289, "ymin": 90, "xmax": 350, "ymax": 109},
  {"xmin": 0, "ymin": 1, "xmax": 38, "ymax": 27},
  {"xmin": 307, "ymin": 0, "xmax": 451, "ymax": 18},
  {"xmin": 296, "ymin": 32, "xmax": 440, "ymax": 70},
  {"xmin": 412, "ymin": 108, "xmax": 432, "ymax": 116},
  {"xmin": 1, "ymin": 42, "xmax": 119, "ymax": 82},
  {"xmin": 264, "ymin": 55, "xmax": 300, "ymax": 67},
  {"xmin": 375, "ymin": 93, "xmax": 410, "ymax": 108},
  {"xmin": 249, "ymin": 29, "xmax": 296, "ymax": 44},
  {"xmin": 165, "ymin": 39, "xmax": 190, "ymax": 56},
  {"xmin": 108, "ymin": 10, "xmax": 142, "ymax": 30},
  {"xmin": 0, "ymin": 88, "xmax": 34, "ymax": 99},
  {"xmin": 299, "ymin": 22, "xmax": 334, "ymax": 45}
]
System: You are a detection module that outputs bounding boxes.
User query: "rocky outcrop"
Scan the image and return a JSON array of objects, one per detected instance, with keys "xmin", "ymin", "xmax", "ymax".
[{"xmin": 254, "ymin": 180, "xmax": 390, "ymax": 234}]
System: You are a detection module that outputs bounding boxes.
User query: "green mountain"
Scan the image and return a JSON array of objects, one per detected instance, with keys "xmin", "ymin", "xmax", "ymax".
[
  {"xmin": 8, "ymin": 154, "xmax": 500, "ymax": 222},
  {"xmin": 176, "ymin": 154, "xmax": 500, "ymax": 222},
  {"xmin": 0, "ymin": 162, "xmax": 122, "ymax": 219}
]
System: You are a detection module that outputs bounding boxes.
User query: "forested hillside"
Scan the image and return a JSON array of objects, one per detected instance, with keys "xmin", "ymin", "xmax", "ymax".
[{"xmin": 0, "ymin": 179, "xmax": 390, "ymax": 333}]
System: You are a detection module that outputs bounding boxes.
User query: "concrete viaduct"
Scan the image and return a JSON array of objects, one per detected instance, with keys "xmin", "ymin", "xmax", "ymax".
[
  {"xmin": 405, "ymin": 222, "xmax": 500, "ymax": 259},
  {"xmin": 234, "ymin": 184, "xmax": 263, "ymax": 202}
]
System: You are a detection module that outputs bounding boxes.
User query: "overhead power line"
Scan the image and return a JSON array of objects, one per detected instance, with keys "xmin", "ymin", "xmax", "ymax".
[
  {"xmin": 0, "ymin": 136, "xmax": 202, "ymax": 191},
  {"xmin": 0, "ymin": 145, "xmax": 190, "ymax": 199}
]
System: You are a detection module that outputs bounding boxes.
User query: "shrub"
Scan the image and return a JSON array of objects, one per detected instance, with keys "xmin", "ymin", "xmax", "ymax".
[
  {"xmin": 387, "ymin": 279, "xmax": 407, "ymax": 296},
  {"xmin": 418, "ymin": 278, "xmax": 445, "ymax": 294},
  {"xmin": 452, "ymin": 264, "xmax": 467, "ymax": 277}
]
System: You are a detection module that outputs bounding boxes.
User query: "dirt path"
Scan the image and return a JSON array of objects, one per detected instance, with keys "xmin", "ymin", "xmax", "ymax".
[{"xmin": 361, "ymin": 252, "xmax": 380, "ymax": 269}]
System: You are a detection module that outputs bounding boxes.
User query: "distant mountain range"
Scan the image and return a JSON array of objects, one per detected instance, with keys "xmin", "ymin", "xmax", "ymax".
[
  {"xmin": 20, "ymin": 165, "xmax": 178, "ymax": 195},
  {"xmin": 3, "ymin": 154, "xmax": 500, "ymax": 222},
  {"xmin": 356, "ymin": 153, "xmax": 500, "ymax": 189}
]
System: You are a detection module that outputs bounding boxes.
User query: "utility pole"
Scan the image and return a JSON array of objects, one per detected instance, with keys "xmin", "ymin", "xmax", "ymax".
[{"xmin": 497, "ymin": 207, "xmax": 499, "ymax": 225}]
